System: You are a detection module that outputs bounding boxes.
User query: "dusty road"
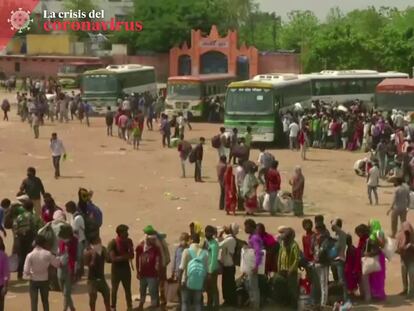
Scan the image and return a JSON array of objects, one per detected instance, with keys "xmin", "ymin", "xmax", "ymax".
[{"xmin": 0, "ymin": 91, "xmax": 413, "ymax": 310}]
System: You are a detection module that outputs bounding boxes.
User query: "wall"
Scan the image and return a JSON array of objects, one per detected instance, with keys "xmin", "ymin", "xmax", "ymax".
[
  {"xmin": 258, "ymin": 52, "xmax": 301, "ymax": 74},
  {"xmin": 0, "ymin": 55, "xmax": 103, "ymax": 78},
  {"xmin": 27, "ymin": 34, "xmax": 73, "ymax": 55}
]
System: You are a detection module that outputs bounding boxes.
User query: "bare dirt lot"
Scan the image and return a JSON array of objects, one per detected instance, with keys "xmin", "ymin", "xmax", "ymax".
[{"xmin": 0, "ymin": 91, "xmax": 413, "ymax": 310}]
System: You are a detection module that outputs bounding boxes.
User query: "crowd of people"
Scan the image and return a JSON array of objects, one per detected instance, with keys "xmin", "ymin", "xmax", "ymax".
[
  {"xmin": 283, "ymin": 101, "xmax": 414, "ymax": 161},
  {"xmin": 1, "ymin": 175, "xmax": 414, "ymax": 311}
]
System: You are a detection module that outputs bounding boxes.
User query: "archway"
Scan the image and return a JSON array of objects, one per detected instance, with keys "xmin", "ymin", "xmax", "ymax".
[
  {"xmin": 178, "ymin": 55, "xmax": 191, "ymax": 76},
  {"xmin": 200, "ymin": 51, "xmax": 228, "ymax": 74},
  {"xmin": 237, "ymin": 55, "xmax": 249, "ymax": 80}
]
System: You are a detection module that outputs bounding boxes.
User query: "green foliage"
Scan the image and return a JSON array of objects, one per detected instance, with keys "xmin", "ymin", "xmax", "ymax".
[{"xmin": 112, "ymin": 1, "xmax": 414, "ymax": 73}]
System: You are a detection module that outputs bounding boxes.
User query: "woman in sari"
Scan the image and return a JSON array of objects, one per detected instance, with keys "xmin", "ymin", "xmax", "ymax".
[
  {"xmin": 361, "ymin": 219, "xmax": 386, "ymax": 302},
  {"xmin": 242, "ymin": 164, "xmax": 259, "ymax": 215},
  {"xmin": 290, "ymin": 166, "xmax": 305, "ymax": 216},
  {"xmin": 354, "ymin": 224, "xmax": 370, "ymax": 299},
  {"xmin": 224, "ymin": 165, "xmax": 237, "ymax": 215}
]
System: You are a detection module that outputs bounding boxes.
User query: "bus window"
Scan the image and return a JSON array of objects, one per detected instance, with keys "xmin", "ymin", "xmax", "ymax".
[
  {"xmin": 349, "ymin": 79, "xmax": 364, "ymax": 94},
  {"xmin": 365, "ymin": 78, "xmax": 382, "ymax": 93}
]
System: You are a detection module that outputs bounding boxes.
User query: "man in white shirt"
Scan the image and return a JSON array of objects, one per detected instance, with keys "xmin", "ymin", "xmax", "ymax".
[
  {"xmin": 24, "ymin": 235, "xmax": 61, "ymax": 311},
  {"xmin": 288, "ymin": 121, "xmax": 299, "ymax": 150},
  {"xmin": 218, "ymin": 227, "xmax": 237, "ymax": 306},
  {"xmin": 50, "ymin": 132, "xmax": 66, "ymax": 179},
  {"xmin": 367, "ymin": 160, "xmax": 380, "ymax": 205}
]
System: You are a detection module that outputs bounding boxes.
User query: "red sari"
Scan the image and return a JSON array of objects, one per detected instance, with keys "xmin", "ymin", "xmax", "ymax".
[{"xmin": 224, "ymin": 165, "xmax": 237, "ymax": 215}]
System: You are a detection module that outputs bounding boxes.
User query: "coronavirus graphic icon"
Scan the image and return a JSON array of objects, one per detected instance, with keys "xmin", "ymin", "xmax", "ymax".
[{"xmin": 7, "ymin": 8, "xmax": 33, "ymax": 33}]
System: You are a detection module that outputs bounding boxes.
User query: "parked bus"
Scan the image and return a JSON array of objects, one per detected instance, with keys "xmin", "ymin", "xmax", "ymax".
[
  {"xmin": 57, "ymin": 61, "xmax": 103, "ymax": 89},
  {"xmin": 164, "ymin": 74, "xmax": 236, "ymax": 119},
  {"xmin": 224, "ymin": 74, "xmax": 312, "ymax": 143},
  {"xmin": 81, "ymin": 64, "xmax": 156, "ymax": 114},
  {"xmin": 302, "ymin": 70, "xmax": 409, "ymax": 106},
  {"xmin": 375, "ymin": 78, "xmax": 414, "ymax": 112}
]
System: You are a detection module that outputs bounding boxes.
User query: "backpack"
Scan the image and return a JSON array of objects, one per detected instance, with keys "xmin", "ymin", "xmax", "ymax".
[
  {"xmin": 233, "ymin": 238, "xmax": 248, "ymax": 267},
  {"xmin": 318, "ymin": 237, "xmax": 335, "ymax": 265},
  {"xmin": 211, "ymin": 135, "xmax": 221, "ymax": 149},
  {"xmin": 37, "ymin": 223, "xmax": 56, "ymax": 250},
  {"xmin": 188, "ymin": 148, "xmax": 197, "ymax": 164},
  {"xmin": 88, "ymin": 203, "xmax": 103, "ymax": 227},
  {"xmin": 186, "ymin": 248, "xmax": 207, "ymax": 290}
]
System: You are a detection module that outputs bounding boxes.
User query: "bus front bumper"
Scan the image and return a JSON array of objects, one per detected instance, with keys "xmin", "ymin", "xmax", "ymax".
[{"xmin": 164, "ymin": 109, "xmax": 202, "ymax": 118}]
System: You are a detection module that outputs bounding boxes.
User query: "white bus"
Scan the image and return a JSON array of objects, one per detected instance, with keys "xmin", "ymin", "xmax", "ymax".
[
  {"xmin": 301, "ymin": 70, "xmax": 409, "ymax": 105},
  {"xmin": 81, "ymin": 64, "xmax": 157, "ymax": 114},
  {"xmin": 165, "ymin": 74, "xmax": 236, "ymax": 119}
]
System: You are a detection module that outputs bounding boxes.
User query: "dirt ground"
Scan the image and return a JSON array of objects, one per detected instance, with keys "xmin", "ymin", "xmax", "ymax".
[{"xmin": 0, "ymin": 90, "xmax": 413, "ymax": 311}]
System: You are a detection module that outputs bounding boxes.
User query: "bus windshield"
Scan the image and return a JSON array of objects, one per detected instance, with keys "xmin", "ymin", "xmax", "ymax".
[
  {"xmin": 167, "ymin": 82, "xmax": 201, "ymax": 99},
  {"xmin": 376, "ymin": 92, "xmax": 414, "ymax": 111},
  {"xmin": 83, "ymin": 75, "xmax": 119, "ymax": 93},
  {"xmin": 226, "ymin": 88, "xmax": 273, "ymax": 114}
]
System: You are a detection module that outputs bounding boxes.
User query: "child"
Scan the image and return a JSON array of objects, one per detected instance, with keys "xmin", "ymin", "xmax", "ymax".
[
  {"xmin": 344, "ymin": 234, "xmax": 359, "ymax": 296},
  {"xmin": 132, "ymin": 117, "xmax": 141, "ymax": 150}
]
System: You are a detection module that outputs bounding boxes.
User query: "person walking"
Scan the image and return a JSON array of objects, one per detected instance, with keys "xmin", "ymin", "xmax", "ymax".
[
  {"xmin": 84, "ymin": 237, "xmax": 111, "ymax": 311},
  {"xmin": 194, "ymin": 137, "xmax": 205, "ymax": 182},
  {"xmin": 160, "ymin": 114, "xmax": 171, "ymax": 148},
  {"xmin": 50, "ymin": 133, "xmax": 66, "ymax": 179},
  {"xmin": 290, "ymin": 166, "xmax": 305, "ymax": 217},
  {"xmin": 387, "ymin": 178, "xmax": 410, "ymax": 238},
  {"xmin": 18, "ymin": 167, "xmax": 45, "ymax": 216},
  {"xmin": 108, "ymin": 225, "xmax": 134, "ymax": 311},
  {"xmin": 1, "ymin": 99, "xmax": 10, "ymax": 121},
  {"xmin": 23, "ymin": 235, "xmax": 61, "ymax": 311},
  {"xmin": 367, "ymin": 160, "xmax": 380, "ymax": 205},
  {"xmin": 177, "ymin": 134, "xmax": 191, "ymax": 178},
  {"xmin": 105, "ymin": 106, "xmax": 114, "ymax": 136},
  {"xmin": 32, "ymin": 112, "xmax": 41, "ymax": 139}
]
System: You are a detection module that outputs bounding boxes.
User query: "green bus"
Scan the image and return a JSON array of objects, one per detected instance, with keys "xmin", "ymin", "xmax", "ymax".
[
  {"xmin": 81, "ymin": 64, "xmax": 157, "ymax": 114},
  {"xmin": 57, "ymin": 61, "xmax": 103, "ymax": 89},
  {"xmin": 224, "ymin": 74, "xmax": 312, "ymax": 143}
]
